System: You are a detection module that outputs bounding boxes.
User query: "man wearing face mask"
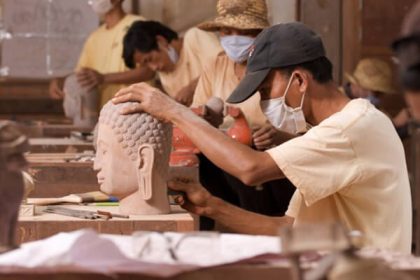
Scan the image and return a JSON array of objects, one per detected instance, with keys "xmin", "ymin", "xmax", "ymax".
[
  {"xmin": 191, "ymin": 0, "xmax": 295, "ymax": 230},
  {"xmin": 49, "ymin": 0, "xmax": 154, "ymax": 108},
  {"xmin": 193, "ymin": 0, "xmax": 268, "ymax": 131},
  {"xmin": 112, "ymin": 22, "xmax": 412, "ymax": 254},
  {"xmin": 343, "ymin": 58, "xmax": 396, "ymax": 107},
  {"xmin": 122, "ymin": 21, "xmax": 222, "ymax": 106}
]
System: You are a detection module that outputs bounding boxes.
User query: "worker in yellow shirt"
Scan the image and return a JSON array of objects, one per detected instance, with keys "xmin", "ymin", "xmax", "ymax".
[
  {"xmin": 122, "ymin": 20, "xmax": 222, "ymax": 106},
  {"xmin": 113, "ymin": 23, "xmax": 412, "ymax": 254},
  {"xmin": 49, "ymin": 0, "xmax": 154, "ymax": 108},
  {"xmin": 193, "ymin": 0, "xmax": 269, "ymax": 132}
]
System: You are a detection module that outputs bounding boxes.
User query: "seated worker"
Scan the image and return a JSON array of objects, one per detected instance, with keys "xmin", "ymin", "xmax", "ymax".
[
  {"xmin": 49, "ymin": 0, "xmax": 154, "ymax": 108},
  {"xmin": 191, "ymin": 0, "xmax": 295, "ymax": 229},
  {"xmin": 393, "ymin": 1, "xmax": 420, "ymax": 123},
  {"xmin": 122, "ymin": 21, "xmax": 222, "ymax": 106},
  {"xmin": 343, "ymin": 58, "xmax": 396, "ymax": 107},
  {"xmin": 343, "ymin": 58, "xmax": 411, "ymax": 138},
  {"xmin": 112, "ymin": 23, "xmax": 412, "ymax": 254}
]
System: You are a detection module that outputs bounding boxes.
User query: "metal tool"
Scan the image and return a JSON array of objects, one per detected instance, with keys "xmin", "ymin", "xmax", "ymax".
[{"xmin": 44, "ymin": 206, "xmax": 112, "ymax": 220}]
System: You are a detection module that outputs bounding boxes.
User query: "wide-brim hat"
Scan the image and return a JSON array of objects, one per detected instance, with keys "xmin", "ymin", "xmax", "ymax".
[
  {"xmin": 227, "ymin": 23, "xmax": 326, "ymax": 104},
  {"xmin": 198, "ymin": 0, "xmax": 269, "ymax": 31},
  {"xmin": 345, "ymin": 58, "xmax": 396, "ymax": 95}
]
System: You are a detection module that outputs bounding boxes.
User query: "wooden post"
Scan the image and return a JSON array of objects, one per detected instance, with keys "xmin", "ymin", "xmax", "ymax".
[{"xmin": 412, "ymin": 125, "xmax": 420, "ymax": 255}]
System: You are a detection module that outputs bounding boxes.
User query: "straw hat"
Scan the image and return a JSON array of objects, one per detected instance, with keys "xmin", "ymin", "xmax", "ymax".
[
  {"xmin": 198, "ymin": 0, "xmax": 269, "ymax": 31},
  {"xmin": 345, "ymin": 58, "xmax": 396, "ymax": 94}
]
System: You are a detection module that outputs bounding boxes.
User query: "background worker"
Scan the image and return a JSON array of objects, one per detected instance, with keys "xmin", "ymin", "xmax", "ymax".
[
  {"xmin": 191, "ymin": 0, "xmax": 295, "ymax": 229},
  {"xmin": 113, "ymin": 23, "xmax": 412, "ymax": 254},
  {"xmin": 393, "ymin": 1, "xmax": 420, "ymax": 124},
  {"xmin": 49, "ymin": 0, "xmax": 154, "ymax": 108},
  {"xmin": 343, "ymin": 57, "xmax": 412, "ymax": 138},
  {"xmin": 343, "ymin": 58, "xmax": 396, "ymax": 108},
  {"xmin": 122, "ymin": 20, "xmax": 222, "ymax": 106}
]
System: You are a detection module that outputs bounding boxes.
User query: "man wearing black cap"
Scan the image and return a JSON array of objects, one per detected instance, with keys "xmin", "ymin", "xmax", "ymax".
[{"xmin": 113, "ymin": 23, "xmax": 412, "ymax": 254}]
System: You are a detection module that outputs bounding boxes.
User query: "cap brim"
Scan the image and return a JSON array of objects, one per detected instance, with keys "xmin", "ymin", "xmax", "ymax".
[{"xmin": 227, "ymin": 68, "xmax": 271, "ymax": 104}]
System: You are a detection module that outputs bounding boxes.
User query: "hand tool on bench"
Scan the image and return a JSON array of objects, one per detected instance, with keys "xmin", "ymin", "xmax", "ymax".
[
  {"xmin": 27, "ymin": 191, "xmax": 117, "ymax": 205},
  {"xmin": 43, "ymin": 206, "xmax": 129, "ymax": 220}
]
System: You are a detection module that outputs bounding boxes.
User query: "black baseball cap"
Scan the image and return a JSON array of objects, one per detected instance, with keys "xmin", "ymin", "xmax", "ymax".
[{"xmin": 227, "ymin": 22, "xmax": 326, "ymax": 104}]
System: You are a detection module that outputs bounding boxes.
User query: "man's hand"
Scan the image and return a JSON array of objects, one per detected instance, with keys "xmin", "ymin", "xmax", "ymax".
[
  {"xmin": 112, "ymin": 82, "xmax": 183, "ymax": 122},
  {"xmin": 76, "ymin": 68, "xmax": 104, "ymax": 90},
  {"xmin": 174, "ymin": 84, "xmax": 194, "ymax": 106},
  {"xmin": 202, "ymin": 106, "xmax": 224, "ymax": 128},
  {"xmin": 393, "ymin": 108, "xmax": 411, "ymax": 127},
  {"xmin": 252, "ymin": 123, "xmax": 296, "ymax": 150},
  {"xmin": 168, "ymin": 179, "xmax": 215, "ymax": 217},
  {"xmin": 49, "ymin": 78, "xmax": 65, "ymax": 99}
]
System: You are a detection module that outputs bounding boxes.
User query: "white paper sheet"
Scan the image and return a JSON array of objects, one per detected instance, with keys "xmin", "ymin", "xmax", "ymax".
[{"xmin": 0, "ymin": 229, "xmax": 282, "ymax": 277}]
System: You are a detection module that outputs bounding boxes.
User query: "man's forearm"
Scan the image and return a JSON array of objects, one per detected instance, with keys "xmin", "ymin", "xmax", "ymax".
[
  {"xmin": 104, "ymin": 67, "xmax": 155, "ymax": 84},
  {"xmin": 207, "ymin": 196, "xmax": 293, "ymax": 235},
  {"xmin": 169, "ymin": 107, "xmax": 284, "ymax": 185}
]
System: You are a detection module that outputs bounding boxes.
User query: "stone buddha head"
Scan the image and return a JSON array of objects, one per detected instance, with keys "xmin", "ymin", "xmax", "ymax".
[
  {"xmin": 63, "ymin": 73, "xmax": 99, "ymax": 128},
  {"xmin": 94, "ymin": 101, "xmax": 172, "ymax": 215},
  {"xmin": 0, "ymin": 121, "xmax": 29, "ymax": 253}
]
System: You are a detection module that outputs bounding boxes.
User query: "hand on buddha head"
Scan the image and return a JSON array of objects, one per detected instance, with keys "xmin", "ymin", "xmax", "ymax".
[
  {"xmin": 168, "ymin": 178, "xmax": 214, "ymax": 217},
  {"xmin": 77, "ymin": 67, "xmax": 104, "ymax": 90},
  {"xmin": 112, "ymin": 82, "xmax": 183, "ymax": 122}
]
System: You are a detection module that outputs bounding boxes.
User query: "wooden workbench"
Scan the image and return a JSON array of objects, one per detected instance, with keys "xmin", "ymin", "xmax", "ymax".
[
  {"xmin": 29, "ymin": 138, "xmax": 94, "ymax": 153},
  {"xmin": 26, "ymin": 153, "xmax": 199, "ymax": 198},
  {"xmin": 0, "ymin": 264, "xmax": 292, "ymax": 280},
  {"xmin": 27, "ymin": 153, "xmax": 98, "ymax": 197},
  {"xmin": 18, "ymin": 205, "xmax": 197, "ymax": 244},
  {"xmin": 0, "ymin": 260, "xmax": 419, "ymax": 280}
]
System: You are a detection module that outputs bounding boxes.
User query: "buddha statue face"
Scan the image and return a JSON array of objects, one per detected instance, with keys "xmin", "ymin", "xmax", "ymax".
[
  {"xmin": 94, "ymin": 101, "xmax": 172, "ymax": 215},
  {"xmin": 63, "ymin": 73, "xmax": 99, "ymax": 128},
  {"xmin": 0, "ymin": 121, "xmax": 29, "ymax": 253}
]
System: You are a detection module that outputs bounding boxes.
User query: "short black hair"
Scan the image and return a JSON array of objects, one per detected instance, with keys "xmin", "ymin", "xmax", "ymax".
[
  {"xmin": 279, "ymin": 56, "xmax": 333, "ymax": 84},
  {"xmin": 123, "ymin": 20, "xmax": 178, "ymax": 69}
]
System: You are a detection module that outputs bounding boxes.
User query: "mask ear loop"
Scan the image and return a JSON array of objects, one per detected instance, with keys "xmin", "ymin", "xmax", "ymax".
[
  {"xmin": 282, "ymin": 73, "xmax": 295, "ymax": 101},
  {"xmin": 298, "ymin": 90, "xmax": 306, "ymax": 110},
  {"xmin": 284, "ymin": 73, "xmax": 306, "ymax": 111}
]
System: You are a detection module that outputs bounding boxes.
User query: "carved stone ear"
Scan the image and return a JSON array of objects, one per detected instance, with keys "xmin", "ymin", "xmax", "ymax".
[{"xmin": 136, "ymin": 144, "xmax": 155, "ymax": 201}]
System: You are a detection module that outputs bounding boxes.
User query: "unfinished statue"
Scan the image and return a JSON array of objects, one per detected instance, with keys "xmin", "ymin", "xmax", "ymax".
[
  {"xmin": 94, "ymin": 101, "xmax": 172, "ymax": 215},
  {"xmin": 0, "ymin": 121, "xmax": 29, "ymax": 253},
  {"xmin": 63, "ymin": 73, "xmax": 99, "ymax": 128}
]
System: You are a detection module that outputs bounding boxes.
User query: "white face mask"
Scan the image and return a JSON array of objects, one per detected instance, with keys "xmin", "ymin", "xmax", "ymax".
[
  {"xmin": 167, "ymin": 45, "xmax": 179, "ymax": 65},
  {"xmin": 89, "ymin": 0, "xmax": 113, "ymax": 15},
  {"xmin": 260, "ymin": 74, "xmax": 308, "ymax": 135},
  {"xmin": 220, "ymin": 35, "xmax": 255, "ymax": 63}
]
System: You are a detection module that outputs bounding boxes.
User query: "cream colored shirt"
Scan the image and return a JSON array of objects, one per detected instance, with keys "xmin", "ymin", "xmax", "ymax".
[
  {"xmin": 76, "ymin": 14, "xmax": 145, "ymax": 108},
  {"xmin": 192, "ymin": 52, "xmax": 267, "ymax": 129},
  {"xmin": 158, "ymin": 28, "xmax": 222, "ymax": 97},
  {"xmin": 267, "ymin": 99, "xmax": 412, "ymax": 253}
]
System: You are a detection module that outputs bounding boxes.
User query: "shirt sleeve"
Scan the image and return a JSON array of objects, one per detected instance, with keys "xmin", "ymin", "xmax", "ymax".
[
  {"xmin": 285, "ymin": 191, "xmax": 302, "ymax": 218},
  {"xmin": 184, "ymin": 28, "xmax": 222, "ymax": 72},
  {"xmin": 266, "ymin": 125, "xmax": 361, "ymax": 206}
]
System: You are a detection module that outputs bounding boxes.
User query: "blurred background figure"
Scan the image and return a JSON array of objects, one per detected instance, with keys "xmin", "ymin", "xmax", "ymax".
[
  {"xmin": 49, "ymin": 0, "xmax": 154, "ymax": 109},
  {"xmin": 343, "ymin": 58, "xmax": 396, "ymax": 109},
  {"xmin": 393, "ymin": 2, "xmax": 420, "ymax": 123},
  {"xmin": 343, "ymin": 57, "xmax": 412, "ymax": 138},
  {"xmin": 123, "ymin": 20, "xmax": 222, "ymax": 106}
]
